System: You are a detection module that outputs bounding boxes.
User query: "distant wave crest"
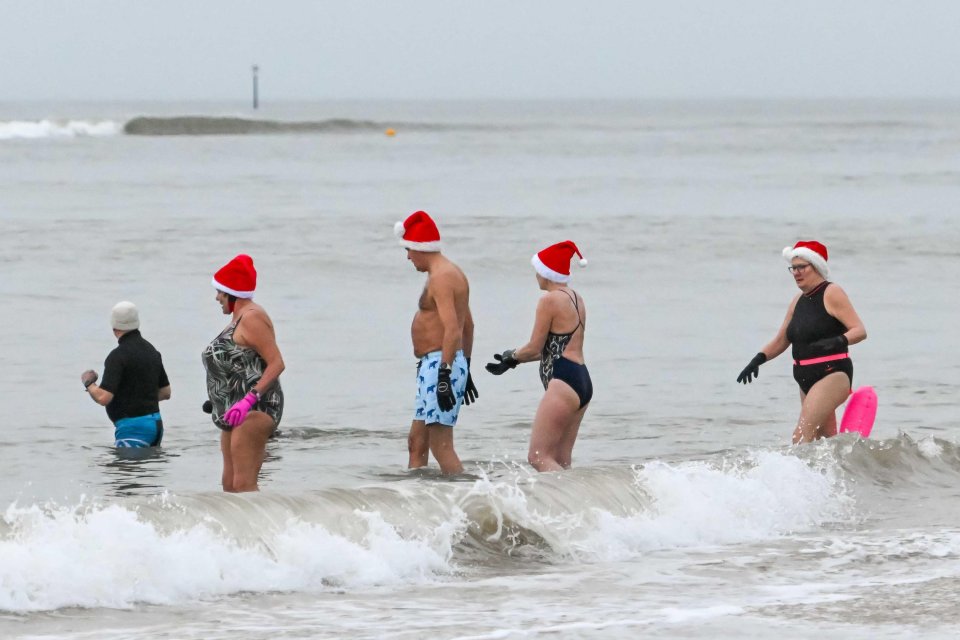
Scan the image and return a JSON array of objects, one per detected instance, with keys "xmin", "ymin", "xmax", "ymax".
[
  {"xmin": 0, "ymin": 119, "xmax": 121, "ymax": 140},
  {"xmin": 123, "ymin": 116, "xmax": 389, "ymax": 136}
]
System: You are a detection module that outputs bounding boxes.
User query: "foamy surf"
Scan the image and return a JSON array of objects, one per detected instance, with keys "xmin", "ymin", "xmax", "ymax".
[
  {"xmin": 0, "ymin": 499, "xmax": 456, "ymax": 613},
  {"xmin": 0, "ymin": 450, "xmax": 853, "ymax": 613},
  {"xmin": 0, "ymin": 119, "xmax": 121, "ymax": 140}
]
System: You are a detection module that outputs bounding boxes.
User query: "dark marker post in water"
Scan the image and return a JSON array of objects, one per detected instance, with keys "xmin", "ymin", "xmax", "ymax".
[{"xmin": 252, "ymin": 64, "xmax": 259, "ymax": 109}]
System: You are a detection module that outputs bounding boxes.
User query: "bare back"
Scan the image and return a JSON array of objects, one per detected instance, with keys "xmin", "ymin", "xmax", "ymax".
[{"xmin": 545, "ymin": 288, "xmax": 587, "ymax": 364}]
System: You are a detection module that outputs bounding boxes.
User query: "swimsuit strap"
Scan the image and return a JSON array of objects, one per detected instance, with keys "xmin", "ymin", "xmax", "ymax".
[
  {"xmin": 554, "ymin": 288, "xmax": 583, "ymax": 335},
  {"xmin": 219, "ymin": 314, "xmax": 244, "ymax": 340},
  {"xmin": 804, "ymin": 281, "xmax": 830, "ymax": 298}
]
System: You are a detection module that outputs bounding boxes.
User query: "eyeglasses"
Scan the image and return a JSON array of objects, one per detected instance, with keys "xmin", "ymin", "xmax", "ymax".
[{"xmin": 787, "ymin": 264, "xmax": 812, "ymax": 274}]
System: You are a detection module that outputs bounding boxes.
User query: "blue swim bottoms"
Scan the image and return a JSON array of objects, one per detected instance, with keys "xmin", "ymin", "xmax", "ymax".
[
  {"xmin": 114, "ymin": 412, "xmax": 164, "ymax": 448},
  {"xmin": 414, "ymin": 350, "xmax": 468, "ymax": 427}
]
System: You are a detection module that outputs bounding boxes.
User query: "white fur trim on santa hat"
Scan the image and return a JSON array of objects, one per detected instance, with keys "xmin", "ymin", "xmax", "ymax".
[
  {"xmin": 394, "ymin": 220, "xmax": 442, "ymax": 252},
  {"xmin": 531, "ymin": 254, "xmax": 571, "ymax": 283},
  {"xmin": 211, "ymin": 277, "xmax": 255, "ymax": 299},
  {"xmin": 782, "ymin": 246, "xmax": 829, "ymax": 278}
]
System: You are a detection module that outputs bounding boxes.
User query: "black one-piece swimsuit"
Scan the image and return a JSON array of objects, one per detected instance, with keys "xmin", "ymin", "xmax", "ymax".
[{"xmin": 786, "ymin": 281, "xmax": 853, "ymax": 395}]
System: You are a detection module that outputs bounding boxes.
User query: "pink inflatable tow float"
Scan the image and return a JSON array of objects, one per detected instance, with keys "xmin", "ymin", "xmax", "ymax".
[{"xmin": 839, "ymin": 386, "xmax": 877, "ymax": 437}]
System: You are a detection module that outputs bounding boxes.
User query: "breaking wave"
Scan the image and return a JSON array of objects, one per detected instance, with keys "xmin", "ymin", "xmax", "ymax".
[{"xmin": 1, "ymin": 449, "xmax": 855, "ymax": 612}]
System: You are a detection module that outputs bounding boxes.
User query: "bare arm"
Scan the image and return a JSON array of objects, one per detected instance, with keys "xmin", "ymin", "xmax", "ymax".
[
  {"xmin": 462, "ymin": 307, "xmax": 474, "ymax": 360},
  {"xmin": 432, "ymin": 273, "xmax": 462, "ymax": 367},
  {"xmin": 158, "ymin": 385, "xmax": 171, "ymax": 401},
  {"xmin": 86, "ymin": 384, "xmax": 114, "ymax": 406},
  {"xmin": 238, "ymin": 310, "xmax": 285, "ymax": 394},
  {"xmin": 759, "ymin": 294, "xmax": 800, "ymax": 361},
  {"xmin": 513, "ymin": 296, "xmax": 555, "ymax": 363},
  {"xmin": 824, "ymin": 285, "xmax": 867, "ymax": 345}
]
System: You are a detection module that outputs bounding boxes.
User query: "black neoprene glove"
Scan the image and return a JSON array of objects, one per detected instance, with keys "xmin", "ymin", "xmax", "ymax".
[
  {"xmin": 81, "ymin": 370, "xmax": 98, "ymax": 389},
  {"xmin": 463, "ymin": 358, "xmax": 479, "ymax": 406},
  {"xmin": 809, "ymin": 334, "xmax": 848, "ymax": 356},
  {"xmin": 437, "ymin": 364, "xmax": 456, "ymax": 412},
  {"xmin": 485, "ymin": 349, "xmax": 519, "ymax": 375},
  {"xmin": 736, "ymin": 352, "xmax": 767, "ymax": 384},
  {"xmin": 202, "ymin": 400, "xmax": 213, "ymax": 414}
]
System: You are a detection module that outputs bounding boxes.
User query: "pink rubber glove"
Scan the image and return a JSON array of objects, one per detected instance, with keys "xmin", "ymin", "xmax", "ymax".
[{"xmin": 224, "ymin": 392, "xmax": 258, "ymax": 427}]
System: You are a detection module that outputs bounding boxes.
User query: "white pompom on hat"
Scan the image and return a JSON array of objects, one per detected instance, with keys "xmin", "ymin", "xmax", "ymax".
[
  {"xmin": 395, "ymin": 210, "xmax": 442, "ymax": 252},
  {"xmin": 783, "ymin": 240, "xmax": 829, "ymax": 278},
  {"xmin": 111, "ymin": 301, "xmax": 140, "ymax": 331},
  {"xmin": 212, "ymin": 254, "xmax": 257, "ymax": 298},
  {"xmin": 531, "ymin": 240, "xmax": 587, "ymax": 284}
]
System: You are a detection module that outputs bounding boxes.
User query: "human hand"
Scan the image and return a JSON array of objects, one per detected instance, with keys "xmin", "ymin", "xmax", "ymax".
[
  {"xmin": 224, "ymin": 391, "xmax": 259, "ymax": 427},
  {"xmin": 81, "ymin": 370, "xmax": 99, "ymax": 388},
  {"xmin": 809, "ymin": 335, "xmax": 848, "ymax": 356},
  {"xmin": 736, "ymin": 352, "xmax": 767, "ymax": 384},
  {"xmin": 485, "ymin": 349, "xmax": 519, "ymax": 375},
  {"xmin": 202, "ymin": 400, "xmax": 213, "ymax": 414},
  {"xmin": 462, "ymin": 358, "xmax": 479, "ymax": 406},
  {"xmin": 437, "ymin": 365, "xmax": 456, "ymax": 412}
]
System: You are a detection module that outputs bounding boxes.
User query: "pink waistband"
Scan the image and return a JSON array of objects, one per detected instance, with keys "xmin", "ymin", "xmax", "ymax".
[{"xmin": 794, "ymin": 353, "xmax": 849, "ymax": 366}]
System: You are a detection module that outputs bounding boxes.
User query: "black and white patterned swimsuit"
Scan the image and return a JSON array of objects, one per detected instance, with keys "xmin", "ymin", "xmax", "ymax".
[
  {"xmin": 539, "ymin": 289, "xmax": 593, "ymax": 408},
  {"xmin": 202, "ymin": 315, "xmax": 284, "ymax": 431}
]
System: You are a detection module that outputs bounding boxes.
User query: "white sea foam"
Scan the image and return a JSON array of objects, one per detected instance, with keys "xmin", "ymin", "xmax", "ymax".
[
  {"xmin": 573, "ymin": 451, "xmax": 852, "ymax": 560},
  {"xmin": 0, "ymin": 119, "xmax": 121, "ymax": 140},
  {"xmin": 917, "ymin": 436, "xmax": 944, "ymax": 459},
  {"xmin": 456, "ymin": 450, "xmax": 851, "ymax": 563},
  {"xmin": 0, "ymin": 452, "xmax": 852, "ymax": 613},
  {"xmin": 0, "ymin": 500, "xmax": 456, "ymax": 613}
]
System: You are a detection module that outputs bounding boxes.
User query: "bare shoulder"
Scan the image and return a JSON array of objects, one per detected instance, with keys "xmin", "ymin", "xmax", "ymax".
[
  {"xmin": 538, "ymin": 290, "xmax": 569, "ymax": 312},
  {"xmin": 824, "ymin": 283, "xmax": 854, "ymax": 313},
  {"xmin": 429, "ymin": 260, "xmax": 468, "ymax": 291},
  {"xmin": 571, "ymin": 289, "xmax": 587, "ymax": 308},
  {"xmin": 242, "ymin": 304, "xmax": 275, "ymax": 330},
  {"xmin": 824, "ymin": 282, "xmax": 850, "ymax": 301}
]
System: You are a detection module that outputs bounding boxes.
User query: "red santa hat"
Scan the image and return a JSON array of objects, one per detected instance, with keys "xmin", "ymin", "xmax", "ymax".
[
  {"xmin": 212, "ymin": 254, "xmax": 257, "ymax": 298},
  {"xmin": 531, "ymin": 241, "xmax": 587, "ymax": 284},
  {"xmin": 783, "ymin": 240, "xmax": 829, "ymax": 278},
  {"xmin": 394, "ymin": 210, "xmax": 442, "ymax": 252}
]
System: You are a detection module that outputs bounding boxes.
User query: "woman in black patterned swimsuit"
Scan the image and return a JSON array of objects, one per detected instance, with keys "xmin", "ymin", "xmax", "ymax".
[
  {"xmin": 202, "ymin": 255, "xmax": 285, "ymax": 492},
  {"xmin": 486, "ymin": 241, "xmax": 591, "ymax": 472}
]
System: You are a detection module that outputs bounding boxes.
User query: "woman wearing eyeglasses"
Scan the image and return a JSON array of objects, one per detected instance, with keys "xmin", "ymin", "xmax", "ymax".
[{"xmin": 736, "ymin": 241, "xmax": 866, "ymax": 444}]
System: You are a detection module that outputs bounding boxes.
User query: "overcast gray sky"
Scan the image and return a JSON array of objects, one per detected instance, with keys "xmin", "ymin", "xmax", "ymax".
[{"xmin": 4, "ymin": 0, "xmax": 959, "ymax": 101}]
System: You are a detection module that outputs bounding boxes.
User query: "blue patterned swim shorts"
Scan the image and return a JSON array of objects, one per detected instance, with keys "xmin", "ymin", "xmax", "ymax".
[{"xmin": 414, "ymin": 350, "xmax": 468, "ymax": 427}]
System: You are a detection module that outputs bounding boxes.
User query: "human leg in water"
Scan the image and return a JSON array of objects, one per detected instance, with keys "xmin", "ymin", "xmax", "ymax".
[
  {"xmin": 528, "ymin": 380, "xmax": 581, "ymax": 471},
  {"xmin": 793, "ymin": 372, "xmax": 851, "ymax": 444}
]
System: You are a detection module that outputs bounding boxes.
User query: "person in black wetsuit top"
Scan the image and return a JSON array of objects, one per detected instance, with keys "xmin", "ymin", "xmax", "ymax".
[
  {"xmin": 486, "ymin": 241, "xmax": 592, "ymax": 471},
  {"xmin": 81, "ymin": 301, "xmax": 171, "ymax": 447},
  {"xmin": 736, "ymin": 241, "xmax": 867, "ymax": 444}
]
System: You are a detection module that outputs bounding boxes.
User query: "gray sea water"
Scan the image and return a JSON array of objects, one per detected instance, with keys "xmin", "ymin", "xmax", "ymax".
[{"xmin": 1, "ymin": 99, "xmax": 959, "ymax": 639}]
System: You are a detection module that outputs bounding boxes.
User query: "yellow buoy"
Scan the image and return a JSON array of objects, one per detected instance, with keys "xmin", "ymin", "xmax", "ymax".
[{"xmin": 385, "ymin": 128, "xmax": 396, "ymax": 137}]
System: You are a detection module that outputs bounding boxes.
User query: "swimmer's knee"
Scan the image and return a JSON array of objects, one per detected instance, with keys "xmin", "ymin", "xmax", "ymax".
[
  {"xmin": 528, "ymin": 450, "xmax": 548, "ymax": 469},
  {"xmin": 408, "ymin": 434, "xmax": 428, "ymax": 456}
]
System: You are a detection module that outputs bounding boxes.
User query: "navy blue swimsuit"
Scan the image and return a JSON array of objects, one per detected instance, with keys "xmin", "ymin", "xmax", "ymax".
[{"xmin": 539, "ymin": 289, "xmax": 593, "ymax": 408}]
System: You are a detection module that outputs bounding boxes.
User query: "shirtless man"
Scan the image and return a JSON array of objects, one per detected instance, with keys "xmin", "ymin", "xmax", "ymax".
[{"xmin": 395, "ymin": 210, "xmax": 478, "ymax": 475}]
